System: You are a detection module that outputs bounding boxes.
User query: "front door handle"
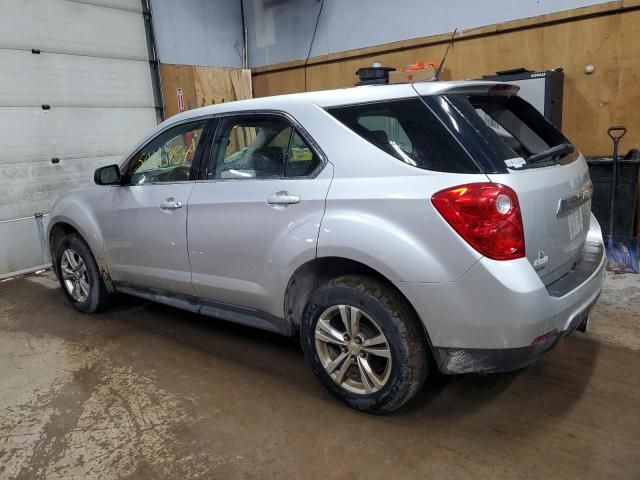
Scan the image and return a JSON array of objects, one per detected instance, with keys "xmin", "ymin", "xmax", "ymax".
[
  {"xmin": 267, "ymin": 191, "xmax": 300, "ymax": 206},
  {"xmin": 159, "ymin": 200, "xmax": 183, "ymax": 210}
]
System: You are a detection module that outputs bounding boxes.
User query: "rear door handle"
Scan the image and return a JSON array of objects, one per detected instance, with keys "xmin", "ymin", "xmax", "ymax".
[
  {"xmin": 267, "ymin": 191, "xmax": 300, "ymax": 206},
  {"xmin": 159, "ymin": 200, "xmax": 183, "ymax": 210}
]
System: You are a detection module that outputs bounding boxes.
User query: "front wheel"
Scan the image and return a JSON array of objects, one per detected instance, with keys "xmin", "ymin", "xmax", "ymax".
[
  {"xmin": 54, "ymin": 233, "xmax": 113, "ymax": 313},
  {"xmin": 301, "ymin": 275, "xmax": 429, "ymax": 414}
]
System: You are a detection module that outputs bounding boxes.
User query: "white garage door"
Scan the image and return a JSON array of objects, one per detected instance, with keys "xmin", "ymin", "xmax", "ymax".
[{"xmin": 0, "ymin": 0, "xmax": 158, "ymax": 276}]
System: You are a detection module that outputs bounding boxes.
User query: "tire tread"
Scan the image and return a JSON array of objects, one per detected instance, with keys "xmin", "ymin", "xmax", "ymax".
[
  {"xmin": 54, "ymin": 233, "xmax": 113, "ymax": 313},
  {"xmin": 301, "ymin": 274, "xmax": 428, "ymax": 414}
]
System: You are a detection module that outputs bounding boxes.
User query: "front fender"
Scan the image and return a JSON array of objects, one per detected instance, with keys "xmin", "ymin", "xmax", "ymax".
[{"xmin": 47, "ymin": 188, "xmax": 112, "ymax": 289}]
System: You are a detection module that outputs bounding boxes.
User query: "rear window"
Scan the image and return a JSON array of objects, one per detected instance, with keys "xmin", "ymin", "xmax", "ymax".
[
  {"xmin": 445, "ymin": 94, "xmax": 575, "ymax": 169},
  {"xmin": 327, "ymin": 99, "xmax": 479, "ymax": 174}
]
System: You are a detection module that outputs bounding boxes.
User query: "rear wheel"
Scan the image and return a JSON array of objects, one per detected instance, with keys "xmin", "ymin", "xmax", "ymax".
[
  {"xmin": 301, "ymin": 275, "xmax": 428, "ymax": 414},
  {"xmin": 54, "ymin": 233, "xmax": 113, "ymax": 313}
]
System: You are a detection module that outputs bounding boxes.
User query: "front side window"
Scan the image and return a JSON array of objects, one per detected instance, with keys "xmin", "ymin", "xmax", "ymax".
[
  {"xmin": 206, "ymin": 115, "xmax": 320, "ymax": 179},
  {"xmin": 126, "ymin": 120, "xmax": 206, "ymax": 185},
  {"xmin": 328, "ymin": 99, "xmax": 478, "ymax": 173}
]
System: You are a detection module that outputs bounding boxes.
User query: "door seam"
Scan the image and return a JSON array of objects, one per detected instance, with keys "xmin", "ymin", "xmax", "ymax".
[{"xmin": 315, "ymin": 161, "xmax": 335, "ymax": 258}]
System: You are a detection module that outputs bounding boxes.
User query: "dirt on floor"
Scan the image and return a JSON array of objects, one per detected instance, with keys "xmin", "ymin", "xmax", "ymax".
[{"xmin": 1, "ymin": 270, "xmax": 639, "ymax": 480}]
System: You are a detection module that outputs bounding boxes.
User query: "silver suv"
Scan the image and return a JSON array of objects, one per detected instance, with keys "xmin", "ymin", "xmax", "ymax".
[{"xmin": 48, "ymin": 81, "xmax": 606, "ymax": 413}]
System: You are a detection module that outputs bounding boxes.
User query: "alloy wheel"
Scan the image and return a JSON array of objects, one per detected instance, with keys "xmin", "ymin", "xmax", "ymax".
[
  {"xmin": 314, "ymin": 304, "xmax": 392, "ymax": 394},
  {"xmin": 60, "ymin": 248, "xmax": 90, "ymax": 303}
]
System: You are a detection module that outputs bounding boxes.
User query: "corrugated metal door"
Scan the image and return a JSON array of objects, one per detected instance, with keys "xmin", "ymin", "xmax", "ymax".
[{"xmin": 0, "ymin": 0, "xmax": 158, "ymax": 277}]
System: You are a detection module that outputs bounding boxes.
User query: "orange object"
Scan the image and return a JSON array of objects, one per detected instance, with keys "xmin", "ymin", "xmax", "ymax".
[
  {"xmin": 389, "ymin": 66, "xmax": 439, "ymax": 84},
  {"xmin": 402, "ymin": 60, "xmax": 440, "ymax": 72}
]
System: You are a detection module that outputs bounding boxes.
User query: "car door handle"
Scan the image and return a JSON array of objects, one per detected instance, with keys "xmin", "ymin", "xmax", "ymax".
[
  {"xmin": 267, "ymin": 191, "xmax": 300, "ymax": 206},
  {"xmin": 159, "ymin": 200, "xmax": 183, "ymax": 210}
]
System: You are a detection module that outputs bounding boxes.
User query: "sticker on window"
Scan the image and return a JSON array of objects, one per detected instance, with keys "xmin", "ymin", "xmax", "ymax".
[
  {"xmin": 505, "ymin": 158, "xmax": 526, "ymax": 169},
  {"xmin": 291, "ymin": 147, "xmax": 313, "ymax": 162}
]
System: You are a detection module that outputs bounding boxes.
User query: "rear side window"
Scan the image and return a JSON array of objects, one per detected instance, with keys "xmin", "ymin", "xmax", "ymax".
[
  {"xmin": 446, "ymin": 94, "xmax": 574, "ymax": 168},
  {"xmin": 328, "ymin": 99, "xmax": 479, "ymax": 174},
  {"xmin": 205, "ymin": 115, "xmax": 320, "ymax": 180},
  {"xmin": 286, "ymin": 131, "xmax": 320, "ymax": 177},
  {"xmin": 209, "ymin": 116, "xmax": 289, "ymax": 179}
]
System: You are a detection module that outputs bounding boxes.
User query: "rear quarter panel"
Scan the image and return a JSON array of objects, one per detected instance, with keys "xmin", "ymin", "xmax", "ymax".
[
  {"xmin": 318, "ymin": 173, "xmax": 486, "ymax": 283},
  {"xmin": 305, "ymin": 101, "xmax": 488, "ymax": 283}
]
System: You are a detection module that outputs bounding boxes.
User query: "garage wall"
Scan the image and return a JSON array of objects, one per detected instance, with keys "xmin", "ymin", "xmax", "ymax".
[
  {"xmin": 150, "ymin": 0, "xmax": 243, "ymax": 67},
  {"xmin": 245, "ymin": 0, "xmax": 613, "ymax": 67},
  {"xmin": 252, "ymin": 2, "xmax": 640, "ymax": 157},
  {"xmin": 0, "ymin": 0, "xmax": 157, "ymax": 276}
]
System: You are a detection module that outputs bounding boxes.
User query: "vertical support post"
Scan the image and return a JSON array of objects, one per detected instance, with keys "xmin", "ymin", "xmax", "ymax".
[
  {"xmin": 142, "ymin": 0, "xmax": 165, "ymax": 123},
  {"xmin": 34, "ymin": 212, "xmax": 50, "ymax": 264}
]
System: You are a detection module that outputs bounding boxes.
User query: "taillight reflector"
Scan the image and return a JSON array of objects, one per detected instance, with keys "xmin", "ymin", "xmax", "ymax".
[
  {"xmin": 432, "ymin": 183, "xmax": 525, "ymax": 260},
  {"xmin": 531, "ymin": 329, "xmax": 558, "ymax": 345}
]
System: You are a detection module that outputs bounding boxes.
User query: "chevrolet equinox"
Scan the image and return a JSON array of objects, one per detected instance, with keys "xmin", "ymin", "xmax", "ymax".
[{"xmin": 48, "ymin": 81, "xmax": 606, "ymax": 413}]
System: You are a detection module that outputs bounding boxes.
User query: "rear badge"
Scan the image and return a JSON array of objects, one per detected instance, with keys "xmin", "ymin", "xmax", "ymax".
[{"xmin": 533, "ymin": 250, "xmax": 549, "ymax": 269}]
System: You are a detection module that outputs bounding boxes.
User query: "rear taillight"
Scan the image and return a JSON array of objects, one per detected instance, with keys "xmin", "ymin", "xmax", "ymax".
[{"xmin": 432, "ymin": 183, "xmax": 525, "ymax": 260}]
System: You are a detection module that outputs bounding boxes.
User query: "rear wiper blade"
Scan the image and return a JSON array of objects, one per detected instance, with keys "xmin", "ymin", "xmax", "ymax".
[{"xmin": 527, "ymin": 143, "xmax": 574, "ymax": 164}]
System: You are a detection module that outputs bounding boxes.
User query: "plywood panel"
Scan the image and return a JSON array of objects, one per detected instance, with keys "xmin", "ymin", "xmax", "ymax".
[
  {"xmin": 193, "ymin": 66, "xmax": 236, "ymax": 106},
  {"xmin": 160, "ymin": 64, "xmax": 198, "ymax": 118},
  {"xmin": 231, "ymin": 69, "xmax": 254, "ymax": 100},
  {"xmin": 252, "ymin": 69, "xmax": 305, "ymax": 97},
  {"xmin": 161, "ymin": 64, "xmax": 253, "ymax": 119},
  {"xmin": 194, "ymin": 67, "xmax": 253, "ymax": 104},
  {"xmin": 253, "ymin": 8, "xmax": 640, "ymax": 155}
]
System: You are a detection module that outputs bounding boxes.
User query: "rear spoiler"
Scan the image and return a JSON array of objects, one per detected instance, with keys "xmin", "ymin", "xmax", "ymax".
[{"xmin": 413, "ymin": 81, "xmax": 520, "ymax": 97}]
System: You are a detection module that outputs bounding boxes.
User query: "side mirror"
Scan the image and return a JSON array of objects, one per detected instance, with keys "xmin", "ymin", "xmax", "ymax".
[{"xmin": 94, "ymin": 164, "xmax": 121, "ymax": 185}]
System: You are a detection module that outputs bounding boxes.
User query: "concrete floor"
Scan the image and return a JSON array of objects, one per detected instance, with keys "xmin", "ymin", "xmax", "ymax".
[{"xmin": 1, "ymin": 271, "xmax": 639, "ymax": 480}]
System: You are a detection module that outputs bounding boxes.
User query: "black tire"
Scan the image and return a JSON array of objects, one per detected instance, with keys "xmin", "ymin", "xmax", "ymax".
[
  {"xmin": 54, "ymin": 233, "xmax": 113, "ymax": 313},
  {"xmin": 301, "ymin": 275, "xmax": 429, "ymax": 414}
]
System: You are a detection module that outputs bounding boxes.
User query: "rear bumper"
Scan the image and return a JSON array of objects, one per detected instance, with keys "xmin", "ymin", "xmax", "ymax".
[
  {"xmin": 431, "ymin": 292, "xmax": 598, "ymax": 374},
  {"xmin": 396, "ymin": 215, "xmax": 606, "ymax": 374}
]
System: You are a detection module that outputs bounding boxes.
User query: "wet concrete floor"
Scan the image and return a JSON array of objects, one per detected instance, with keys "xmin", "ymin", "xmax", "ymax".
[{"xmin": 1, "ymin": 271, "xmax": 639, "ymax": 479}]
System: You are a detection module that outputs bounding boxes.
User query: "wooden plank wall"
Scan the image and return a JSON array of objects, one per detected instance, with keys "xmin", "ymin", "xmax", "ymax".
[
  {"xmin": 252, "ymin": 2, "xmax": 640, "ymax": 156},
  {"xmin": 159, "ymin": 65, "xmax": 252, "ymax": 118}
]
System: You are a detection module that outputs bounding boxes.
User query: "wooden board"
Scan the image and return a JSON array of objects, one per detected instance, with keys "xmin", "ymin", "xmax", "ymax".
[
  {"xmin": 159, "ymin": 64, "xmax": 198, "ymax": 118},
  {"xmin": 193, "ymin": 66, "xmax": 236, "ymax": 107},
  {"xmin": 253, "ymin": 6, "xmax": 640, "ymax": 156},
  {"xmin": 252, "ymin": 68, "xmax": 305, "ymax": 97},
  {"xmin": 160, "ymin": 65, "xmax": 253, "ymax": 119}
]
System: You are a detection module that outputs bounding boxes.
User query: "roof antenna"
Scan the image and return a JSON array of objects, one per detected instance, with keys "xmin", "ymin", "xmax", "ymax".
[{"xmin": 432, "ymin": 28, "xmax": 458, "ymax": 81}]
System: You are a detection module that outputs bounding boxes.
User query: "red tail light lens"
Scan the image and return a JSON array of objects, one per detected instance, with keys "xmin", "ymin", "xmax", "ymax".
[{"xmin": 432, "ymin": 183, "xmax": 525, "ymax": 260}]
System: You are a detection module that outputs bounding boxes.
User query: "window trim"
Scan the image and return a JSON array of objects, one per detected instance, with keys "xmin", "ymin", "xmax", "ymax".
[
  {"xmin": 283, "ymin": 126, "xmax": 295, "ymax": 177},
  {"xmin": 196, "ymin": 109, "xmax": 327, "ymax": 182},
  {"xmin": 119, "ymin": 117, "xmax": 214, "ymax": 186}
]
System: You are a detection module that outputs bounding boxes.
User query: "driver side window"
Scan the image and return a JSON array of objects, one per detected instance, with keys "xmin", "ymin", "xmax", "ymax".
[{"xmin": 127, "ymin": 120, "xmax": 206, "ymax": 185}]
